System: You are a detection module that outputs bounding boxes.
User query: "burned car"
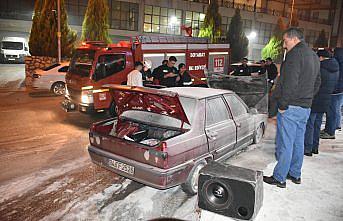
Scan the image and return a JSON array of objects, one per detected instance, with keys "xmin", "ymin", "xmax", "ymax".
[{"xmin": 88, "ymin": 85, "xmax": 266, "ymax": 195}]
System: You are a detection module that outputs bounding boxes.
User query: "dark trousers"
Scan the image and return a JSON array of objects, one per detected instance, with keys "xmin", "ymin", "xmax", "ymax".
[{"xmin": 304, "ymin": 112, "xmax": 323, "ymax": 153}]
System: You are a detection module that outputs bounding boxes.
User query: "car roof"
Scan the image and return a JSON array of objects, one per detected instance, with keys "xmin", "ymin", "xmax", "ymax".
[{"xmin": 162, "ymin": 87, "xmax": 233, "ymax": 99}]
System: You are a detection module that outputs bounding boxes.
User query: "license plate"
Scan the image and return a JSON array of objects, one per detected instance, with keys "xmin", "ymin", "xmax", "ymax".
[
  {"xmin": 8, "ymin": 58, "xmax": 15, "ymax": 61},
  {"xmin": 81, "ymin": 106, "xmax": 86, "ymax": 112},
  {"xmin": 108, "ymin": 159, "xmax": 135, "ymax": 175}
]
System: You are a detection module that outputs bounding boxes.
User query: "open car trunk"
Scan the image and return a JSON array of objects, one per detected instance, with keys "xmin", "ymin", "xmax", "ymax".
[
  {"xmin": 90, "ymin": 85, "xmax": 192, "ymax": 169},
  {"xmin": 90, "ymin": 117, "xmax": 186, "ymax": 168}
]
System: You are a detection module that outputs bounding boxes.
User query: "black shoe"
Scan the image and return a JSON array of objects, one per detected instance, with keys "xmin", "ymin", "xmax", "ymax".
[
  {"xmin": 287, "ymin": 174, "xmax": 301, "ymax": 184},
  {"xmin": 263, "ymin": 176, "xmax": 286, "ymax": 188},
  {"xmin": 320, "ymin": 132, "xmax": 335, "ymax": 139},
  {"xmin": 304, "ymin": 152, "xmax": 313, "ymax": 157},
  {"xmin": 312, "ymin": 149, "xmax": 318, "ymax": 154}
]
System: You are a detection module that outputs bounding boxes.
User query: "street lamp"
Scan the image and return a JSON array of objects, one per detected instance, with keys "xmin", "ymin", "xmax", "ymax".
[
  {"xmin": 247, "ymin": 31, "xmax": 257, "ymax": 40},
  {"xmin": 169, "ymin": 16, "xmax": 179, "ymax": 26},
  {"xmin": 247, "ymin": 31, "xmax": 257, "ymax": 60}
]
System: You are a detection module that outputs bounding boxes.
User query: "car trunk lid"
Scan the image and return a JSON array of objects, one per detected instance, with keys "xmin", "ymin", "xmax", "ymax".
[{"xmin": 106, "ymin": 84, "xmax": 190, "ymax": 126}]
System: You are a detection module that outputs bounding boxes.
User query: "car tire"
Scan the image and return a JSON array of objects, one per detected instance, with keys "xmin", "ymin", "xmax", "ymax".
[
  {"xmin": 51, "ymin": 82, "xmax": 65, "ymax": 96},
  {"xmin": 181, "ymin": 160, "xmax": 207, "ymax": 196},
  {"xmin": 108, "ymin": 101, "xmax": 118, "ymax": 117},
  {"xmin": 253, "ymin": 123, "xmax": 265, "ymax": 144}
]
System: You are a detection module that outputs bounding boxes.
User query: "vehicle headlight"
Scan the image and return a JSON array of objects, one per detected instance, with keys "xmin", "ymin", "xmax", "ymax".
[
  {"xmin": 32, "ymin": 73, "xmax": 41, "ymax": 78},
  {"xmin": 81, "ymin": 90, "xmax": 94, "ymax": 104},
  {"xmin": 65, "ymin": 86, "xmax": 70, "ymax": 96}
]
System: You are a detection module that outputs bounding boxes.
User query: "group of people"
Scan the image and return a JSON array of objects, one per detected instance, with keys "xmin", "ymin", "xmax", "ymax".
[
  {"xmin": 127, "ymin": 56, "xmax": 192, "ymax": 87},
  {"xmin": 264, "ymin": 27, "xmax": 343, "ymax": 188},
  {"xmin": 233, "ymin": 57, "xmax": 278, "ymax": 85}
]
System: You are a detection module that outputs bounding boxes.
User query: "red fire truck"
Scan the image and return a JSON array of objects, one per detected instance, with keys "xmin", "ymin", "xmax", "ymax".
[{"xmin": 62, "ymin": 36, "xmax": 230, "ymax": 115}]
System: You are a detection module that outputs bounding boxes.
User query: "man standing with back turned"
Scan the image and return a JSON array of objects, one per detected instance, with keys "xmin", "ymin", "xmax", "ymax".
[{"xmin": 264, "ymin": 28, "xmax": 321, "ymax": 188}]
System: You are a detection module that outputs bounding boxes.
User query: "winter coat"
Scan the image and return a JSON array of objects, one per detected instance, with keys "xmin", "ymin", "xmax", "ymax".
[
  {"xmin": 333, "ymin": 47, "xmax": 343, "ymax": 94},
  {"xmin": 271, "ymin": 41, "xmax": 321, "ymax": 111},
  {"xmin": 311, "ymin": 58, "xmax": 339, "ymax": 113}
]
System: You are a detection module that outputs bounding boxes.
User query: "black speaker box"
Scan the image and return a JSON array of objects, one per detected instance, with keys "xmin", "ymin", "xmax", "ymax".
[{"xmin": 198, "ymin": 161, "xmax": 263, "ymax": 220}]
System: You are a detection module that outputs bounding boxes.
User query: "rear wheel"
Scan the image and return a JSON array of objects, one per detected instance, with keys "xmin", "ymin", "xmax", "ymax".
[
  {"xmin": 51, "ymin": 82, "xmax": 65, "ymax": 96},
  {"xmin": 181, "ymin": 160, "xmax": 207, "ymax": 195},
  {"xmin": 253, "ymin": 123, "xmax": 264, "ymax": 144}
]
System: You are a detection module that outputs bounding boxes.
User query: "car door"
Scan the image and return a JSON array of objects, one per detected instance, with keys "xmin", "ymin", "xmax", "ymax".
[
  {"xmin": 224, "ymin": 94, "xmax": 254, "ymax": 148},
  {"xmin": 205, "ymin": 96, "xmax": 236, "ymax": 160}
]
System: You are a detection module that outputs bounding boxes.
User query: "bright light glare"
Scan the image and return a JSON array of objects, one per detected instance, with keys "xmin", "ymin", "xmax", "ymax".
[
  {"xmin": 170, "ymin": 16, "xmax": 179, "ymax": 25},
  {"xmin": 199, "ymin": 13, "xmax": 206, "ymax": 21},
  {"xmin": 248, "ymin": 31, "xmax": 257, "ymax": 39}
]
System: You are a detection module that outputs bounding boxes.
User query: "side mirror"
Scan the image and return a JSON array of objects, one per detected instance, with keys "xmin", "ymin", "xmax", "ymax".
[{"xmin": 249, "ymin": 108, "xmax": 258, "ymax": 114}]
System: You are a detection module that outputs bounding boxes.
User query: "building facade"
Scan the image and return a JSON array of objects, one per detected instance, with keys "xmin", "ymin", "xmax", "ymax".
[{"xmin": 0, "ymin": 0, "xmax": 341, "ymax": 61}]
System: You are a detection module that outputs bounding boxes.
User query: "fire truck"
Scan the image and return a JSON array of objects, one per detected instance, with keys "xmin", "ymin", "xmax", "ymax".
[{"xmin": 62, "ymin": 36, "xmax": 230, "ymax": 115}]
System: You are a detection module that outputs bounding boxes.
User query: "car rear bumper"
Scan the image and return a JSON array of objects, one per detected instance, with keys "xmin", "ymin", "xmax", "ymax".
[{"xmin": 88, "ymin": 145, "xmax": 192, "ymax": 189}]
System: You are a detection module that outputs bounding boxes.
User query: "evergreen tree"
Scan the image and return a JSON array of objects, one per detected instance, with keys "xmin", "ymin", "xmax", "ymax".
[
  {"xmin": 29, "ymin": 0, "xmax": 44, "ymax": 56},
  {"xmin": 262, "ymin": 37, "xmax": 282, "ymax": 60},
  {"xmin": 314, "ymin": 29, "xmax": 328, "ymax": 47},
  {"xmin": 198, "ymin": 0, "xmax": 222, "ymax": 43},
  {"xmin": 60, "ymin": 0, "xmax": 77, "ymax": 57},
  {"xmin": 81, "ymin": 0, "xmax": 111, "ymax": 43},
  {"xmin": 29, "ymin": 0, "xmax": 76, "ymax": 57},
  {"xmin": 226, "ymin": 9, "xmax": 249, "ymax": 62},
  {"xmin": 262, "ymin": 17, "xmax": 286, "ymax": 62}
]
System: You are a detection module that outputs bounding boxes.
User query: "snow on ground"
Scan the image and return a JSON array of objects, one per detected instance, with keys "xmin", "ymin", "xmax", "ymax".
[
  {"xmin": 36, "ymin": 177, "xmax": 74, "ymax": 196},
  {"xmin": 0, "ymin": 64, "xmax": 25, "ymax": 89},
  {"xmin": 41, "ymin": 179, "xmax": 132, "ymax": 221},
  {"xmin": 38, "ymin": 121, "xmax": 343, "ymax": 221},
  {"xmin": 0, "ymin": 157, "xmax": 88, "ymax": 203}
]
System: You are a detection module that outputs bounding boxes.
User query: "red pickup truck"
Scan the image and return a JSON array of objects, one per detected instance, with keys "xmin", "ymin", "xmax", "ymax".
[{"xmin": 62, "ymin": 36, "xmax": 230, "ymax": 116}]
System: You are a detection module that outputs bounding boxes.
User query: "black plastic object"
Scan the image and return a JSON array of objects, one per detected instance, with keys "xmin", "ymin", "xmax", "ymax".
[
  {"xmin": 206, "ymin": 72, "xmax": 269, "ymax": 114},
  {"xmin": 198, "ymin": 161, "xmax": 263, "ymax": 220}
]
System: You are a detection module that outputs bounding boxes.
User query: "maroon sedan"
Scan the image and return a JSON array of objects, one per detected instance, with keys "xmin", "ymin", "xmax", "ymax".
[{"xmin": 88, "ymin": 85, "xmax": 266, "ymax": 195}]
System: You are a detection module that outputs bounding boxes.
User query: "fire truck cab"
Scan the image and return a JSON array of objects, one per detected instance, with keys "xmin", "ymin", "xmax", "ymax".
[{"xmin": 62, "ymin": 36, "xmax": 230, "ymax": 115}]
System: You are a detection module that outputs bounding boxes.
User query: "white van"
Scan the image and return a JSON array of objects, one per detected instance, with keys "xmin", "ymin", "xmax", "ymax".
[{"xmin": 0, "ymin": 37, "xmax": 30, "ymax": 63}]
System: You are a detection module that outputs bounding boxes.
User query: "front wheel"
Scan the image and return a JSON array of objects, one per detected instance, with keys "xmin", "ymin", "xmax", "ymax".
[
  {"xmin": 108, "ymin": 101, "xmax": 118, "ymax": 117},
  {"xmin": 181, "ymin": 160, "xmax": 207, "ymax": 195},
  {"xmin": 51, "ymin": 82, "xmax": 65, "ymax": 96}
]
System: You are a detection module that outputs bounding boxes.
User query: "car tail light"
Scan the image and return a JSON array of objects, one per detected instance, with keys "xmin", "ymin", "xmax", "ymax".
[
  {"xmin": 156, "ymin": 142, "xmax": 168, "ymax": 168},
  {"xmin": 156, "ymin": 141, "xmax": 167, "ymax": 152}
]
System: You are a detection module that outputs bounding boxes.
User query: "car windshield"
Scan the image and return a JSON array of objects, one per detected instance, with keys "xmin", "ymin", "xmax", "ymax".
[
  {"xmin": 120, "ymin": 96, "xmax": 196, "ymax": 129},
  {"xmin": 69, "ymin": 49, "xmax": 95, "ymax": 77},
  {"xmin": 1, "ymin": 41, "xmax": 23, "ymax": 50}
]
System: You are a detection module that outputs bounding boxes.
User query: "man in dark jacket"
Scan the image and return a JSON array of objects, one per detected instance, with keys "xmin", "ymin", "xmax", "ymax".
[
  {"xmin": 265, "ymin": 57, "xmax": 278, "ymax": 84},
  {"xmin": 321, "ymin": 47, "xmax": 343, "ymax": 139},
  {"xmin": 264, "ymin": 28, "xmax": 321, "ymax": 188},
  {"xmin": 304, "ymin": 49, "xmax": 339, "ymax": 156}
]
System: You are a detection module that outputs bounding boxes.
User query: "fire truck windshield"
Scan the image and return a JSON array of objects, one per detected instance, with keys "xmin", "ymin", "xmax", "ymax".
[{"xmin": 69, "ymin": 49, "xmax": 95, "ymax": 77}]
